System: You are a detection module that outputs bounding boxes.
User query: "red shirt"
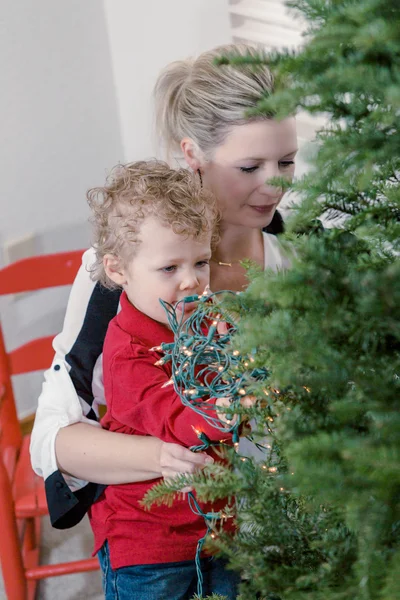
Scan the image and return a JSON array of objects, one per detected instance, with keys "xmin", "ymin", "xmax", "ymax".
[{"xmin": 90, "ymin": 292, "xmax": 233, "ymax": 569}]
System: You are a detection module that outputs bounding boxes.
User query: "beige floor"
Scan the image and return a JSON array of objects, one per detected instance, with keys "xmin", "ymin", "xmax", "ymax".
[{"xmin": 0, "ymin": 516, "xmax": 103, "ymax": 600}]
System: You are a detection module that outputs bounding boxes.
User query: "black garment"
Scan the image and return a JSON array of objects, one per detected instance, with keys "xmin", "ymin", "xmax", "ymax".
[{"xmin": 264, "ymin": 209, "xmax": 285, "ymax": 235}]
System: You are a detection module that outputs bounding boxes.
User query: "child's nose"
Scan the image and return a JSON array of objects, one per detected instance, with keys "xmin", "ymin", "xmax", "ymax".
[{"xmin": 179, "ymin": 271, "xmax": 200, "ymax": 291}]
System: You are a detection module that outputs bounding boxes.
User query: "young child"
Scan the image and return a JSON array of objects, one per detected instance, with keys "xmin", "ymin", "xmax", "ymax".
[{"xmin": 87, "ymin": 160, "xmax": 240, "ymax": 600}]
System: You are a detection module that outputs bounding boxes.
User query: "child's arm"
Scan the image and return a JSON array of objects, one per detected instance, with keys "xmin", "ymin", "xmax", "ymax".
[{"xmin": 106, "ymin": 347, "xmax": 234, "ymax": 447}]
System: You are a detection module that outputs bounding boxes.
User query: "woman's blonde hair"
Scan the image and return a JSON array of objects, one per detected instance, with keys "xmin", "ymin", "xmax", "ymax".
[
  {"xmin": 154, "ymin": 44, "xmax": 274, "ymax": 161},
  {"xmin": 87, "ymin": 160, "xmax": 219, "ymax": 288}
]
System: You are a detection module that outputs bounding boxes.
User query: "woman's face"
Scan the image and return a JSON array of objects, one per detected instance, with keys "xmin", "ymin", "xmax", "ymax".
[{"xmin": 200, "ymin": 118, "xmax": 297, "ymax": 229}]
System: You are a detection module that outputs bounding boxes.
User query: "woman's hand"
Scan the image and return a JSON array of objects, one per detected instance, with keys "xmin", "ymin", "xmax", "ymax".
[{"xmin": 159, "ymin": 441, "xmax": 213, "ymax": 479}]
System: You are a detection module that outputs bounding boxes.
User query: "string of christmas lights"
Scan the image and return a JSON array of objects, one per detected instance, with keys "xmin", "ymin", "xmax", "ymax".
[
  {"xmin": 153, "ymin": 290, "xmax": 270, "ymax": 597},
  {"xmin": 154, "ymin": 289, "xmax": 269, "ymax": 441}
]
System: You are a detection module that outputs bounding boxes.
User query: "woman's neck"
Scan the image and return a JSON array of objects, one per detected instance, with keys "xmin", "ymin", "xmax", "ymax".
[
  {"xmin": 213, "ymin": 225, "xmax": 264, "ymax": 266},
  {"xmin": 210, "ymin": 225, "xmax": 264, "ymax": 292}
]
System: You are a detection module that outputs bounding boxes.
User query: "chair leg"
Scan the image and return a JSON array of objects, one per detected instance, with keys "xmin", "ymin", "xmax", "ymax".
[
  {"xmin": 24, "ymin": 516, "xmax": 39, "ymax": 552},
  {"xmin": 27, "ymin": 575, "xmax": 39, "ymax": 600},
  {"xmin": 0, "ymin": 460, "xmax": 27, "ymax": 600},
  {"xmin": 23, "ymin": 517, "xmax": 41, "ymax": 600}
]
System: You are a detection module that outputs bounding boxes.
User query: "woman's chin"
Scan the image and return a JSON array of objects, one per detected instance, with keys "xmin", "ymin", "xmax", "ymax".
[{"xmin": 243, "ymin": 213, "xmax": 276, "ymax": 229}]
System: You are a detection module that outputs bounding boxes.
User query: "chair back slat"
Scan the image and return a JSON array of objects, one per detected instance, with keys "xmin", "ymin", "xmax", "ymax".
[
  {"xmin": 0, "ymin": 250, "xmax": 84, "ymax": 295},
  {"xmin": 9, "ymin": 337, "xmax": 54, "ymax": 376},
  {"xmin": 0, "ymin": 381, "xmax": 21, "ymax": 454},
  {"xmin": 3, "ymin": 446, "xmax": 18, "ymax": 482},
  {"xmin": 0, "ymin": 323, "xmax": 22, "ymax": 456},
  {"xmin": 0, "ymin": 250, "xmax": 84, "ymax": 462}
]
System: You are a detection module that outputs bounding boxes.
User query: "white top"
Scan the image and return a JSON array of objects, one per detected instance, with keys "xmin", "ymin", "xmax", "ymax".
[{"xmin": 30, "ymin": 233, "xmax": 289, "ymax": 490}]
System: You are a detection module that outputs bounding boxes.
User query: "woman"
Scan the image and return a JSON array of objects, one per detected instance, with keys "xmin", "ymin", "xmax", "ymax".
[{"xmin": 30, "ymin": 43, "xmax": 297, "ymax": 529}]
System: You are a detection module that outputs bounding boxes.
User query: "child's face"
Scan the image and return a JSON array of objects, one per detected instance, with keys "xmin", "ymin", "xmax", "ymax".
[{"xmin": 117, "ymin": 216, "xmax": 212, "ymax": 326}]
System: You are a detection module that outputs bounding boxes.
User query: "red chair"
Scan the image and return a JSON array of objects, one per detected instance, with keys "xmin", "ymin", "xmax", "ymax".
[{"xmin": 0, "ymin": 251, "xmax": 100, "ymax": 600}]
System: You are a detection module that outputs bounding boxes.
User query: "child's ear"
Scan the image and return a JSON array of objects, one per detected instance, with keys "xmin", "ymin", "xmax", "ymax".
[
  {"xmin": 180, "ymin": 138, "xmax": 203, "ymax": 171},
  {"xmin": 103, "ymin": 254, "xmax": 126, "ymax": 286}
]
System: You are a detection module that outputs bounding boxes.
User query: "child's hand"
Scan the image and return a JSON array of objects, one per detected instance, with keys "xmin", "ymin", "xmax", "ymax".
[
  {"xmin": 215, "ymin": 397, "xmax": 236, "ymax": 425},
  {"xmin": 215, "ymin": 395, "xmax": 256, "ymax": 425},
  {"xmin": 240, "ymin": 394, "xmax": 256, "ymax": 408},
  {"xmin": 216, "ymin": 320, "xmax": 229, "ymax": 335}
]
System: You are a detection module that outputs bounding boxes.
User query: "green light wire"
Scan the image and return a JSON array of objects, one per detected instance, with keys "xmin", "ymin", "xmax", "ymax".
[
  {"xmin": 156, "ymin": 291, "xmax": 270, "ymax": 597},
  {"xmin": 159, "ymin": 290, "xmax": 269, "ymax": 442}
]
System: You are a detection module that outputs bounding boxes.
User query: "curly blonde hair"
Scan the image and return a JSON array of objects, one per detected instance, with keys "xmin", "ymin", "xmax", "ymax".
[{"xmin": 87, "ymin": 160, "xmax": 219, "ymax": 288}]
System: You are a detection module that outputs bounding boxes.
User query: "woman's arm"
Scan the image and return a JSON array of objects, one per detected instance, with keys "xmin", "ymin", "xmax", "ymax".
[
  {"xmin": 30, "ymin": 248, "xmax": 112, "ymax": 486},
  {"xmin": 55, "ymin": 423, "xmax": 211, "ymax": 484}
]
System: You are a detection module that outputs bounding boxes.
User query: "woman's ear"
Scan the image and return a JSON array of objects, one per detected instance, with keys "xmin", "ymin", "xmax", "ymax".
[
  {"xmin": 180, "ymin": 138, "xmax": 203, "ymax": 171},
  {"xmin": 103, "ymin": 254, "xmax": 126, "ymax": 287}
]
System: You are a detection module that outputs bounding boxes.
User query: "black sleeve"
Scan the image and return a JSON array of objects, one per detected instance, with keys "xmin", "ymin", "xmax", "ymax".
[{"xmin": 45, "ymin": 471, "xmax": 106, "ymax": 529}]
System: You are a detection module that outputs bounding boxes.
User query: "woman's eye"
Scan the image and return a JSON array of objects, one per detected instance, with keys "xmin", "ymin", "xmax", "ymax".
[
  {"xmin": 239, "ymin": 166, "xmax": 259, "ymax": 173},
  {"xmin": 279, "ymin": 160, "xmax": 295, "ymax": 169},
  {"xmin": 161, "ymin": 265, "xmax": 177, "ymax": 273}
]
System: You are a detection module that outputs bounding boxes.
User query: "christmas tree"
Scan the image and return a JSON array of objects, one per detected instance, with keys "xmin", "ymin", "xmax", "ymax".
[{"xmin": 144, "ymin": 0, "xmax": 400, "ymax": 598}]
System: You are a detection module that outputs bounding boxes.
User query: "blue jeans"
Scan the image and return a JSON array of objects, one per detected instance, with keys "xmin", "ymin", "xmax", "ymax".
[{"xmin": 97, "ymin": 541, "xmax": 240, "ymax": 600}]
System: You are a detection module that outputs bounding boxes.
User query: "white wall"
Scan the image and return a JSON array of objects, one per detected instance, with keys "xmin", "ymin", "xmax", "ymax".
[
  {"xmin": 103, "ymin": 0, "xmax": 231, "ymax": 161},
  {"xmin": 0, "ymin": 1, "xmax": 124, "ymax": 417},
  {"xmin": 0, "ymin": 0, "xmax": 124, "ymax": 256}
]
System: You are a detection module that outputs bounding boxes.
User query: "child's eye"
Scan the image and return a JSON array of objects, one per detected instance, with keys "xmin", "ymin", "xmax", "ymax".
[
  {"xmin": 161, "ymin": 265, "xmax": 177, "ymax": 273},
  {"xmin": 279, "ymin": 160, "xmax": 295, "ymax": 169},
  {"xmin": 196, "ymin": 260, "xmax": 210, "ymax": 268},
  {"xmin": 239, "ymin": 166, "xmax": 258, "ymax": 174}
]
